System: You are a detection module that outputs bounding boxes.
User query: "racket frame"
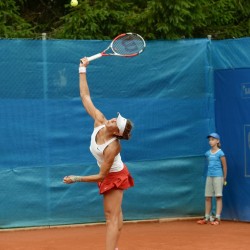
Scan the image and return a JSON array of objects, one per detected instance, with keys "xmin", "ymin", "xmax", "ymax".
[{"xmin": 83, "ymin": 33, "xmax": 146, "ymax": 62}]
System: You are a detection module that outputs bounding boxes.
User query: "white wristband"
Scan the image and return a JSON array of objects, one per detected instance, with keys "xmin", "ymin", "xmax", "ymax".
[
  {"xmin": 79, "ymin": 66, "xmax": 86, "ymax": 74},
  {"xmin": 71, "ymin": 176, "xmax": 82, "ymax": 182}
]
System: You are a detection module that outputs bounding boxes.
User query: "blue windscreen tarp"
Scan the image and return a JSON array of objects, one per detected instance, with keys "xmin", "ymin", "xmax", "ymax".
[
  {"xmin": 214, "ymin": 68, "xmax": 250, "ymax": 222},
  {"xmin": 1, "ymin": 37, "xmax": 250, "ymax": 228}
]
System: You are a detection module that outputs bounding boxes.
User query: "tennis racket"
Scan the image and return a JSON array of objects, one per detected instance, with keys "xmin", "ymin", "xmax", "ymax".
[{"xmin": 81, "ymin": 33, "xmax": 146, "ymax": 62}]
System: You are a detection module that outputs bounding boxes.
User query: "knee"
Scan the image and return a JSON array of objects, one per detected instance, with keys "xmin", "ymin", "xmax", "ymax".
[
  {"xmin": 104, "ymin": 209, "xmax": 112, "ymax": 222},
  {"xmin": 105, "ymin": 209, "xmax": 118, "ymax": 224},
  {"xmin": 105, "ymin": 209, "xmax": 123, "ymax": 231},
  {"xmin": 205, "ymin": 197, "xmax": 211, "ymax": 202}
]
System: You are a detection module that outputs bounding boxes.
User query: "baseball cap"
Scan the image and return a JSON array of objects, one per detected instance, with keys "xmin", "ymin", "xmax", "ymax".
[
  {"xmin": 116, "ymin": 112, "xmax": 127, "ymax": 135},
  {"xmin": 207, "ymin": 133, "xmax": 220, "ymax": 140}
]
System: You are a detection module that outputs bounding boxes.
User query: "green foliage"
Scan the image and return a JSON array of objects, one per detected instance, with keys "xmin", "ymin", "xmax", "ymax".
[
  {"xmin": 0, "ymin": 0, "xmax": 33, "ymax": 38},
  {"xmin": 193, "ymin": 0, "xmax": 250, "ymax": 39},
  {"xmin": 194, "ymin": 0, "xmax": 240, "ymax": 39},
  {"xmin": 134, "ymin": 0, "xmax": 250, "ymax": 39},
  {"xmin": 52, "ymin": 0, "xmax": 134, "ymax": 39},
  {"xmin": 18, "ymin": 0, "xmax": 69, "ymax": 39},
  {"xmin": 1, "ymin": 0, "xmax": 250, "ymax": 40},
  {"xmin": 135, "ymin": 0, "xmax": 207, "ymax": 39}
]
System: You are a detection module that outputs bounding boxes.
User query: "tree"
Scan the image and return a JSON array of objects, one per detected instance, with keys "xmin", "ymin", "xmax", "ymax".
[
  {"xmin": 135, "ymin": 0, "xmax": 207, "ymax": 39},
  {"xmin": 18, "ymin": 0, "xmax": 68, "ymax": 38},
  {"xmin": 1, "ymin": 0, "xmax": 250, "ymax": 40},
  {"xmin": 134, "ymin": 0, "xmax": 250, "ymax": 39},
  {"xmin": 0, "ymin": 0, "xmax": 33, "ymax": 38},
  {"xmin": 193, "ymin": 0, "xmax": 245, "ymax": 39},
  {"xmin": 52, "ymin": 0, "xmax": 135, "ymax": 39},
  {"xmin": 51, "ymin": 0, "xmax": 250, "ymax": 40}
]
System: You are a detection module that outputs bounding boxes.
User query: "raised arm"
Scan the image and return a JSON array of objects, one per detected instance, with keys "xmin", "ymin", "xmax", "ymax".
[{"xmin": 79, "ymin": 58, "xmax": 106, "ymax": 126}]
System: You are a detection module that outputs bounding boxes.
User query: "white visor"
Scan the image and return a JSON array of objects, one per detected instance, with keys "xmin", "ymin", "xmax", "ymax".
[{"xmin": 116, "ymin": 112, "xmax": 127, "ymax": 135}]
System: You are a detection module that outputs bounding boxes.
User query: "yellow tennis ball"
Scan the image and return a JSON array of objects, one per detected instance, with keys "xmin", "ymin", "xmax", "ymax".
[
  {"xmin": 224, "ymin": 181, "xmax": 227, "ymax": 186},
  {"xmin": 71, "ymin": 0, "xmax": 78, "ymax": 7}
]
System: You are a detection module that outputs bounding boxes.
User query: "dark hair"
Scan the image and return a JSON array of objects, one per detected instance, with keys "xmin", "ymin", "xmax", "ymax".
[{"xmin": 116, "ymin": 119, "xmax": 133, "ymax": 140}]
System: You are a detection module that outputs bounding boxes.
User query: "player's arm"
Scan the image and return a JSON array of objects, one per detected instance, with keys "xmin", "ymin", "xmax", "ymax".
[
  {"xmin": 221, "ymin": 156, "xmax": 227, "ymax": 181},
  {"xmin": 63, "ymin": 141, "xmax": 121, "ymax": 184},
  {"xmin": 79, "ymin": 58, "xmax": 105, "ymax": 125}
]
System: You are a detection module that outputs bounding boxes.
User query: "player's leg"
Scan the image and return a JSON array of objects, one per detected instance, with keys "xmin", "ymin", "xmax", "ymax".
[
  {"xmin": 211, "ymin": 177, "xmax": 224, "ymax": 225},
  {"xmin": 197, "ymin": 177, "xmax": 213, "ymax": 224},
  {"xmin": 204, "ymin": 176, "xmax": 213, "ymax": 218},
  {"xmin": 205, "ymin": 196, "xmax": 212, "ymax": 216},
  {"xmin": 197, "ymin": 196, "xmax": 212, "ymax": 224},
  {"xmin": 215, "ymin": 196, "xmax": 223, "ymax": 215},
  {"xmin": 115, "ymin": 209, "xmax": 123, "ymax": 248},
  {"xmin": 103, "ymin": 189, "xmax": 124, "ymax": 250}
]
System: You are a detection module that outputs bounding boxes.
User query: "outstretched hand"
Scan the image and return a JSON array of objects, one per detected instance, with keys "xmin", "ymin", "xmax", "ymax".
[{"xmin": 63, "ymin": 176, "xmax": 75, "ymax": 184}]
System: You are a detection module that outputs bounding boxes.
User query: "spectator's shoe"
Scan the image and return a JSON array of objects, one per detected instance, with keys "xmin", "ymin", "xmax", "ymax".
[
  {"xmin": 197, "ymin": 218, "xmax": 208, "ymax": 225},
  {"xmin": 210, "ymin": 218, "xmax": 220, "ymax": 225}
]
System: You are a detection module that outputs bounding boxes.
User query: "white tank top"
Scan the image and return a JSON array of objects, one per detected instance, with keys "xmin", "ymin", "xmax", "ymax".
[{"xmin": 89, "ymin": 125, "xmax": 124, "ymax": 172}]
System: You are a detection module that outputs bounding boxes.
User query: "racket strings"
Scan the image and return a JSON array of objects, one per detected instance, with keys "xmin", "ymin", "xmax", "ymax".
[{"xmin": 112, "ymin": 34, "xmax": 145, "ymax": 55}]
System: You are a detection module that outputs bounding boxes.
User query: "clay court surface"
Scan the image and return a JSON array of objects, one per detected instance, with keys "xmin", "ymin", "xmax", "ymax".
[{"xmin": 0, "ymin": 219, "xmax": 249, "ymax": 250}]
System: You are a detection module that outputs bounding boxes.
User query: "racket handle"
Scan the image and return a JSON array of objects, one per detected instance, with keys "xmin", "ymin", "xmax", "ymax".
[{"xmin": 86, "ymin": 53, "xmax": 102, "ymax": 62}]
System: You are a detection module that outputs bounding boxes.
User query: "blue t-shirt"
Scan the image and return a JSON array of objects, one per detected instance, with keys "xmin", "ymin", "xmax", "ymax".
[{"xmin": 205, "ymin": 149, "xmax": 225, "ymax": 177}]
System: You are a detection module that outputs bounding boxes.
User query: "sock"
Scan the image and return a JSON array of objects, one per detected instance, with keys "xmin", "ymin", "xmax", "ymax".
[
  {"xmin": 215, "ymin": 214, "xmax": 221, "ymax": 220},
  {"xmin": 205, "ymin": 214, "xmax": 210, "ymax": 220}
]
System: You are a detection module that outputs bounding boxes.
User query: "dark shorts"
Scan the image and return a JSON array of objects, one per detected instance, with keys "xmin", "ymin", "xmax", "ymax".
[{"xmin": 98, "ymin": 164, "xmax": 134, "ymax": 195}]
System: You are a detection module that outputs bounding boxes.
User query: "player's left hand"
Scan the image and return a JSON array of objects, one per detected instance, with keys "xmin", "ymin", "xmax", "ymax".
[{"xmin": 63, "ymin": 176, "xmax": 75, "ymax": 184}]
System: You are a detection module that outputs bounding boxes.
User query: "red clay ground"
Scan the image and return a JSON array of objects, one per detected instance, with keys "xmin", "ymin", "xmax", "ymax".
[{"xmin": 0, "ymin": 219, "xmax": 249, "ymax": 250}]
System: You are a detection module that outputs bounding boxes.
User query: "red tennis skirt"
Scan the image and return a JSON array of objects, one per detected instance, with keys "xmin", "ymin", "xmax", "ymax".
[{"xmin": 98, "ymin": 164, "xmax": 134, "ymax": 194}]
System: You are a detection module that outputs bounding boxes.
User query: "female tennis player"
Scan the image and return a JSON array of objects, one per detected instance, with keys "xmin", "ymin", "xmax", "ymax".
[{"xmin": 63, "ymin": 57, "xmax": 134, "ymax": 250}]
